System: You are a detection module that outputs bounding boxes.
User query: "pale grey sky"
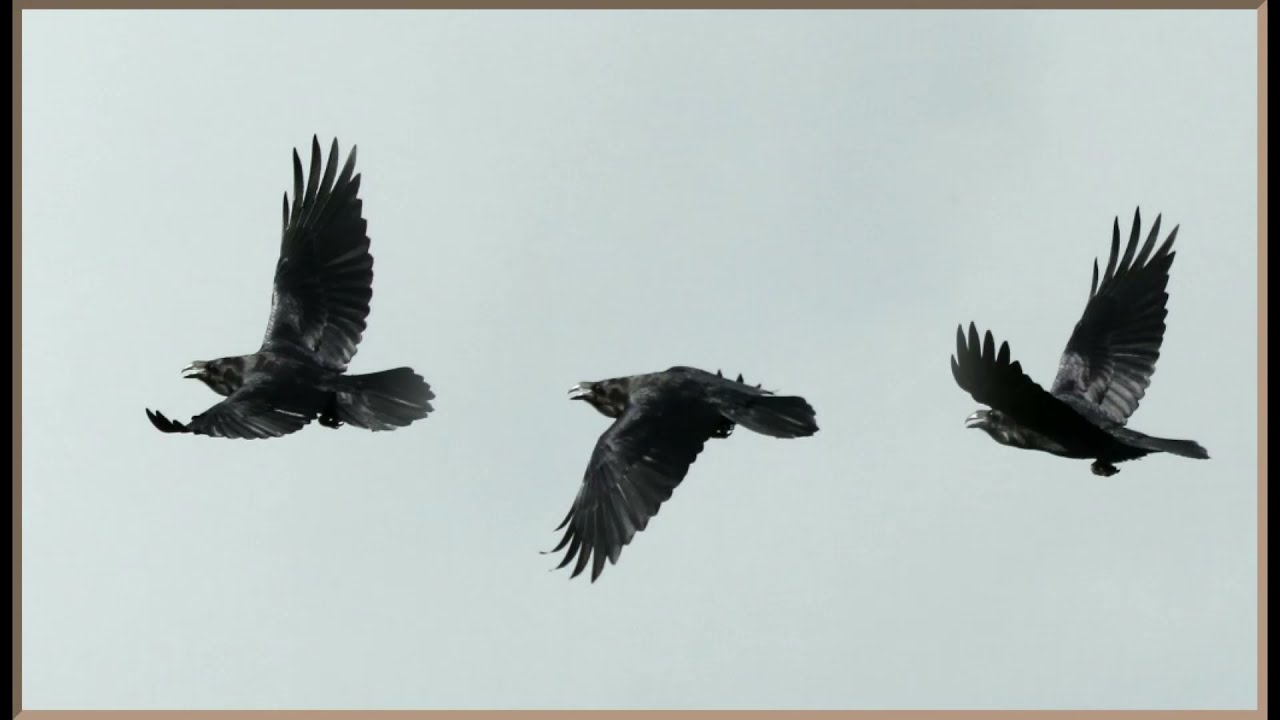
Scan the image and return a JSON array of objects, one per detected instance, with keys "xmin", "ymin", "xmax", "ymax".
[{"xmin": 21, "ymin": 8, "xmax": 1258, "ymax": 710}]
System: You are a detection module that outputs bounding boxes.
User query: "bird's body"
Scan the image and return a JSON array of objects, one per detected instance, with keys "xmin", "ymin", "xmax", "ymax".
[
  {"xmin": 951, "ymin": 209, "xmax": 1208, "ymax": 476},
  {"xmin": 551, "ymin": 365, "xmax": 819, "ymax": 582},
  {"xmin": 145, "ymin": 137, "xmax": 434, "ymax": 439}
]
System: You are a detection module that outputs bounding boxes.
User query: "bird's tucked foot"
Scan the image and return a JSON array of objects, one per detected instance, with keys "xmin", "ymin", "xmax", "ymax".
[
  {"xmin": 711, "ymin": 419, "xmax": 736, "ymax": 439},
  {"xmin": 317, "ymin": 393, "xmax": 345, "ymax": 429},
  {"xmin": 1091, "ymin": 461, "xmax": 1119, "ymax": 477}
]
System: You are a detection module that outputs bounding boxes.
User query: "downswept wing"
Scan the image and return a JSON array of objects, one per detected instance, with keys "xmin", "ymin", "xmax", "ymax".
[
  {"xmin": 550, "ymin": 388, "xmax": 722, "ymax": 582},
  {"xmin": 1050, "ymin": 209, "xmax": 1178, "ymax": 425},
  {"xmin": 145, "ymin": 381, "xmax": 317, "ymax": 439},
  {"xmin": 951, "ymin": 322, "xmax": 1112, "ymax": 443},
  {"xmin": 261, "ymin": 136, "xmax": 374, "ymax": 371}
]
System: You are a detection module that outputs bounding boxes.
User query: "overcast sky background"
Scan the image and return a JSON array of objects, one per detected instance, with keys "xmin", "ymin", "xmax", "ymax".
[{"xmin": 21, "ymin": 9, "xmax": 1258, "ymax": 711}]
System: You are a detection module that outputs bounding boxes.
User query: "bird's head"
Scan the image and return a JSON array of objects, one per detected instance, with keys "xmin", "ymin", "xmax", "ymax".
[
  {"xmin": 568, "ymin": 378, "xmax": 630, "ymax": 419},
  {"xmin": 183, "ymin": 357, "xmax": 247, "ymax": 397},
  {"xmin": 964, "ymin": 408, "xmax": 1027, "ymax": 448}
]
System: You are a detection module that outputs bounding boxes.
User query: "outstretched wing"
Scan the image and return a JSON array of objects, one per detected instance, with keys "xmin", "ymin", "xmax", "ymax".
[
  {"xmin": 260, "ymin": 136, "xmax": 373, "ymax": 371},
  {"xmin": 145, "ymin": 382, "xmax": 317, "ymax": 439},
  {"xmin": 1049, "ymin": 209, "xmax": 1178, "ymax": 425},
  {"xmin": 951, "ymin": 322, "xmax": 1113, "ymax": 441},
  {"xmin": 549, "ymin": 388, "xmax": 721, "ymax": 583}
]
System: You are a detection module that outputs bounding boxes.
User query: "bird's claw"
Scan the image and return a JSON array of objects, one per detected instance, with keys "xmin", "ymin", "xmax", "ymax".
[
  {"xmin": 711, "ymin": 419, "xmax": 736, "ymax": 439},
  {"xmin": 1091, "ymin": 461, "xmax": 1120, "ymax": 477}
]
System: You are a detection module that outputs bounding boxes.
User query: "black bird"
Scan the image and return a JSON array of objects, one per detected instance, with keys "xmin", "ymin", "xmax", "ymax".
[
  {"xmin": 549, "ymin": 366, "xmax": 819, "ymax": 582},
  {"xmin": 951, "ymin": 208, "xmax": 1208, "ymax": 476},
  {"xmin": 145, "ymin": 137, "xmax": 435, "ymax": 439}
]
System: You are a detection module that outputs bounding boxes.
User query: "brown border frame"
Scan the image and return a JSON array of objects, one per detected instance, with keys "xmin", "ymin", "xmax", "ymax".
[{"xmin": 11, "ymin": 2, "xmax": 1268, "ymax": 718}]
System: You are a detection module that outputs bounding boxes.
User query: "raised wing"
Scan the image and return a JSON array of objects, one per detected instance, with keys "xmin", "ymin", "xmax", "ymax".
[
  {"xmin": 548, "ymin": 388, "xmax": 722, "ymax": 583},
  {"xmin": 1050, "ymin": 209, "xmax": 1178, "ymax": 425},
  {"xmin": 260, "ymin": 136, "xmax": 374, "ymax": 371},
  {"xmin": 145, "ymin": 382, "xmax": 316, "ymax": 439},
  {"xmin": 951, "ymin": 322, "xmax": 1113, "ymax": 441}
]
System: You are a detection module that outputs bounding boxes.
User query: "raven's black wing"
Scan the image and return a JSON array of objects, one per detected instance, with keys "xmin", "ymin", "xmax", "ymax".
[
  {"xmin": 260, "ymin": 136, "xmax": 373, "ymax": 372},
  {"xmin": 145, "ymin": 381, "xmax": 317, "ymax": 439},
  {"xmin": 550, "ymin": 386, "xmax": 721, "ymax": 583},
  {"xmin": 951, "ymin": 323, "xmax": 1114, "ymax": 442},
  {"xmin": 1049, "ymin": 209, "xmax": 1178, "ymax": 426}
]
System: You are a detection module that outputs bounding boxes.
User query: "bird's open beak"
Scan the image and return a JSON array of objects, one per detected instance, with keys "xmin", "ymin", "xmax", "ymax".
[
  {"xmin": 964, "ymin": 411, "xmax": 987, "ymax": 429},
  {"xmin": 182, "ymin": 363, "xmax": 203, "ymax": 379},
  {"xmin": 568, "ymin": 384, "xmax": 592, "ymax": 401}
]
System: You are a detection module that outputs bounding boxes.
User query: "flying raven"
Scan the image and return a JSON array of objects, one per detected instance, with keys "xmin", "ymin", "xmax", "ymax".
[
  {"xmin": 951, "ymin": 208, "xmax": 1208, "ymax": 476},
  {"xmin": 145, "ymin": 137, "xmax": 435, "ymax": 439},
  {"xmin": 549, "ymin": 366, "xmax": 819, "ymax": 582}
]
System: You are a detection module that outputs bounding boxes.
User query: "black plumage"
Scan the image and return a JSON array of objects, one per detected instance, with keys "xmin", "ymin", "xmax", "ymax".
[
  {"xmin": 550, "ymin": 366, "xmax": 819, "ymax": 582},
  {"xmin": 951, "ymin": 208, "xmax": 1208, "ymax": 475},
  {"xmin": 145, "ymin": 136, "xmax": 434, "ymax": 439}
]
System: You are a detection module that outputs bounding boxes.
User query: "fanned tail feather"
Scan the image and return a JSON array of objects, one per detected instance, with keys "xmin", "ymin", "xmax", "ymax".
[
  {"xmin": 335, "ymin": 367, "xmax": 434, "ymax": 431},
  {"xmin": 728, "ymin": 395, "xmax": 819, "ymax": 439}
]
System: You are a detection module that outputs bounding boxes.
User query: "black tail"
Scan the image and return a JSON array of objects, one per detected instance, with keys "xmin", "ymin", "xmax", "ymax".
[
  {"xmin": 1128, "ymin": 433, "xmax": 1210, "ymax": 460},
  {"xmin": 725, "ymin": 395, "xmax": 819, "ymax": 439},
  {"xmin": 334, "ymin": 367, "xmax": 435, "ymax": 431}
]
